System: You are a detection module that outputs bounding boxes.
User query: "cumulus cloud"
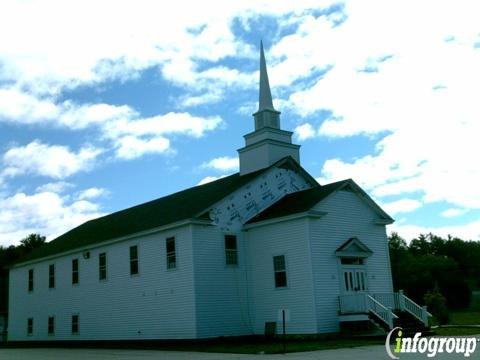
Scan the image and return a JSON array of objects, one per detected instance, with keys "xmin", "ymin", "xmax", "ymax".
[
  {"xmin": 76, "ymin": 187, "xmax": 108, "ymax": 201},
  {"xmin": 201, "ymin": 156, "xmax": 239, "ymax": 172},
  {"xmin": 381, "ymin": 199, "xmax": 422, "ymax": 216},
  {"xmin": 2, "ymin": 141, "xmax": 102, "ymax": 179},
  {"xmin": 441, "ymin": 208, "xmax": 469, "ymax": 218},
  {"xmin": 36, "ymin": 181, "xmax": 74, "ymax": 194},
  {"xmin": 197, "ymin": 174, "xmax": 228, "ymax": 186},
  {"xmin": 294, "ymin": 123, "xmax": 316, "ymax": 141},
  {"xmin": 0, "ymin": 189, "xmax": 105, "ymax": 247}
]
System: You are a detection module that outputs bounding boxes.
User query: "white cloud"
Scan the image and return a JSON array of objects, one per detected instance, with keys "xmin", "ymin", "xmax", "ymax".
[
  {"xmin": 36, "ymin": 181, "xmax": 74, "ymax": 194},
  {"xmin": 0, "ymin": 189, "xmax": 105, "ymax": 247},
  {"xmin": 197, "ymin": 174, "xmax": 228, "ymax": 186},
  {"xmin": 390, "ymin": 220, "xmax": 480, "ymax": 242},
  {"xmin": 0, "ymin": 0, "xmax": 336, "ymax": 101},
  {"xmin": 294, "ymin": 123, "xmax": 316, "ymax": 141},
  {"xmin": 103, "ymin": 112, "xmax": 223, "ymax": 140},
  {"xmin": 286, "ymin": 1, "xmax": 480, "ymax": 218},
  {"xmin": 381, "ymin": 199, "xmax": 422, "ymax": 216},
  {"xmin": 441, "ymin": 208, "xmax": 469, "ymax": 218},
  {"xmin": 76, "ymin": 187, "xmax": 108, "ymax": 201},
  {"xmin": 114, "ymin": 136, "xmax": 171, "ymax": 160},
  {"xmin": 201, "ymin": 156, "xmax": 239, "ymax": 172},
  {"xmin": 2, "ymin": 141, "xmax": 102, "ymax": 179}
]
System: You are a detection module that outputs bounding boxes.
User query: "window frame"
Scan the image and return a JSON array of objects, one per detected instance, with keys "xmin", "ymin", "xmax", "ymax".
[
  {"xmin": 273, "ymin": 255, "xmax": 288, "ymax": 288},
  {"xmin": 72, "ymin": 258, "xmax": 79, "ymax": 285},
  {"xmin": 166, "ymin": 237, "xmax": 176, "ymax": 270},
  {"xmin": 99, "ymin": 252, "xmax": 107, "ymax": 280},
  {"xmin": 47, "ymin": 316, "xmax": 55, "ymax": 335},
  {"xmin": 224, "ymin": 234, "xmax": 238, "ymax": 266},
  {"xmin": 71, "ymin": 314, "xmax": 79, "ymax": 335},
  {"xmin": 48, "ymin": 264, "xmax": 55, "ymax": 289},
  {"xmin": 129, "ymin": 245, "xmax": 139, "ymax": 275},
  {"xmin": 28, "ymin": 268, "xmax": 34, "ymax": 292},
  {"xmin": 27, "ymin": 317, "xmax": 33, "ymax": 336}
]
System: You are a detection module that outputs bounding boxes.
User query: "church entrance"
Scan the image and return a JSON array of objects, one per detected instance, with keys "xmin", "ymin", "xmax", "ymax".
[{"xmin": 340, "ymin": 257, "xmax": 368, "ymax": 294}]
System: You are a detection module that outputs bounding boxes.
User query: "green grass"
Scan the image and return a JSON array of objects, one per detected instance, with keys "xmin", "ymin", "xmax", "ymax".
[
  {"xmin": 162, "ymin": 338, "xmax": 384, "ymax": 354},
  {"xmin": 434, "ymin": 327, "xmax": 480, "ymax": 336},
  {"xmin": 432, "ymin": 292, "xmax": 480, "ymax": 336}
]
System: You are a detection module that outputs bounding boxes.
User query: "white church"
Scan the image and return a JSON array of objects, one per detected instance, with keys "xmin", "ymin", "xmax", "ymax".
[{"xmin": 8, "ymin": 43, "xmax": 430, "ymax": 342}]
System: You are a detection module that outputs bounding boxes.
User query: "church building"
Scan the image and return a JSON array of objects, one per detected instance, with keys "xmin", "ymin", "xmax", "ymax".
[{"xmin": 7, "ymin": 43, "xmax": 430, "ymax": 342}]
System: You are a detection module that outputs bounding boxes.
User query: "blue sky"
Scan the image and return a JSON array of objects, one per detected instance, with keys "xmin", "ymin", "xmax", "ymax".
[{"xmin": 1, "ymin": 0, "xmax": 479, "ymax": 246}]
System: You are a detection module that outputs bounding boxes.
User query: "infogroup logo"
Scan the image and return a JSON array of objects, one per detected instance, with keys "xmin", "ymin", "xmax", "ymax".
[{"xmin": 385, "ymin": 327, "xmax": 478, "ymax": 359}]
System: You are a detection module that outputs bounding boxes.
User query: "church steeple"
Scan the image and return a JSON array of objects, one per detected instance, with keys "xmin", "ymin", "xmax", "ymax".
[
  {"xmin": 258, "ymin": 40, "xmax": 275, "ymax": 111},
  {"xmin": 253, "ymin": 41, "xmax": 281, "ymax": 130},
  {"xmin": 238, "ymin": 41, "xmax": 301, "ymax": 176}
]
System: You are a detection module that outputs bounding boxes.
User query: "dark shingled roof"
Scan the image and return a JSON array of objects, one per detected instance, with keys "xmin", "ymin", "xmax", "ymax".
[
  {"xmin": 18, "ymin": 169, "xmax": 262, "ymax": 264},
  {"xmin": 247, "ymin": 179, "xmax": 350, "ymax": 224}
]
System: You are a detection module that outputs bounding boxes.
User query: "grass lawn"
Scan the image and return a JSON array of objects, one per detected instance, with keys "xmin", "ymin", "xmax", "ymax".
[
  {"xmin": 162, "ymin": 337, "xmax": 384, "ymax": 354},
  {"xmin": 432, "ymin": 291, "xmax": 480, "ymax": 336}
]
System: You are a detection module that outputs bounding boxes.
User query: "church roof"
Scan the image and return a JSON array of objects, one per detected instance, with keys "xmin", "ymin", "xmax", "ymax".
[
  {"xmin": 17, "ymin": 168, "xmax": 263, "ymax": 264},
  {"xmin": 247, "ymin": 178, "xmax": 394, "ymax": 224},
  {"xmin": 247, "ymin": 180, "xmax": 349, "ymax": 224}
]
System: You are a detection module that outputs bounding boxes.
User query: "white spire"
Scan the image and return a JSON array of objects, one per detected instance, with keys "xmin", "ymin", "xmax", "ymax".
[
  {"xmin": 258, "ymin": 40, "xmax": 275, "ymax": 111},
  {"xmin": 253, "ymin": 41, "xmax": 280, "ymax": 130}
]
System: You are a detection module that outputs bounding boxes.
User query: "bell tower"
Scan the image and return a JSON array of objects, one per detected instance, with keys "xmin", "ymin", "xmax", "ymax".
[{"xmin": 238, "ymin": 41, "xmax": 300, "ymax": 175}]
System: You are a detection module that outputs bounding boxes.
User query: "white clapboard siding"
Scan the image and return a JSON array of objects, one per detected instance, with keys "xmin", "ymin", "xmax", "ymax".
[
  {"xmin": 309, "ymin": 189, "xmax": 394, "ymax": 333},
  {"xmin": 192, "ymin": 225, "xmax": 252, "ymax": 338},
  {"xmin": 245, "ymin": 218, "xmax": 318, "ymax": 335},
  {"xmin": 8, "ymin": 225, "xmax": 197, "ymax": 341}
]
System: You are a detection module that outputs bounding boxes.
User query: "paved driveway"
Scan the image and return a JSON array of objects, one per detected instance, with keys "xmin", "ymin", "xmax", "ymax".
[{"xmin": 1, "ymin": 344, "xmax": 478, "ymax": 360}]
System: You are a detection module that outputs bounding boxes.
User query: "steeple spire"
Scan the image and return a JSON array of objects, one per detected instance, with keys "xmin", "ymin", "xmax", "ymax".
[
  {"xmin": 238, "ymin": 41, "xmax": 301, "ymax": 175},
  {"xmin": 258, "ymin": 40, "xmax": 275, "ymax": 111},
  {"xmin": 253, "ymin": 41, "xmax": 281, "ymax": 130}
]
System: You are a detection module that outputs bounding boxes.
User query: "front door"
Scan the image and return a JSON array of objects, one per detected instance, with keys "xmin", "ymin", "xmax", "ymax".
[{"xmin": 341, "ymin": 266, "xmax": 368, "ymax": 294}]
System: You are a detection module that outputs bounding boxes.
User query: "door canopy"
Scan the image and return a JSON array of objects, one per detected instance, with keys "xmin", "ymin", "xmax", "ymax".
[{"xmin": 335, "ymin": 237, "xmax": 373, "ymax": 258}]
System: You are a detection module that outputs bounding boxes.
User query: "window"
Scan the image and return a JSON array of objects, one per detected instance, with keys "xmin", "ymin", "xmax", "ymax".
[
  {"xmin": 48, "ymin": 316, "xmax": 55, "ymax": 335},
  {"xmin": 130, "ymin": 245, "xmax": 139, "ymax": 275},
  {"xmin": 99, "ymin": 252, "xmax": 107, "ymax": 280},
  {"xmin": 166, "ymin": 237, "xmax": 176, "ymax": 269},
  {"xmin": 27, "ymin": 318, "xmax": 33, "ymax": 335},
  {"xmin": 48, "ymin": 264, "xmax": 55, "ymax": 289},
  {"xmin": 72, "ymin": 258, "xmax": 79, "ymax": 284},
  {"xmin": 340, "ymin": 257, "xmax": 364, "ymax": 265},
  {"xmin": 273, "ymin": 255, "xmax": 287, "ymax": 288},
  {"xmin": 225, "ymin": 235, "xmax": 238, "ymax": 266},
  {"xmin": 28, "ymin": 269, "xmax": 34, "ymax": 292},
  {"xmin": 71, "ymin": 314, "xmax": 79, "ymax": 334}
]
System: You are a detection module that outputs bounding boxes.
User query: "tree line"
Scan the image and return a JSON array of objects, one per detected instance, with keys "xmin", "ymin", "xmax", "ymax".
[
  {"xmin": 389, "ymin": 232, "xmax": 480, "ymax": 323},
  {"xmin": 0, "ymin": 234, "xmax": 46, "ymax": 315}
]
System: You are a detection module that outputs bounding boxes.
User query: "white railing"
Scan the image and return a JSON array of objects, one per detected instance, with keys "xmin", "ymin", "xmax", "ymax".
[
  {"xmin": 339, "ymin": 293, "xmax": 397, "ymax": 329},
  {"xmin": 339, "ymin": 290, "xmax": 432, "ymax": 328},
  {"xmin": 402, "ymin": 291, "xmax": 432, "ymax": 326},
  {"xmin": 366, "ymin": 294, "xmax": 398, "ymax": 329}
]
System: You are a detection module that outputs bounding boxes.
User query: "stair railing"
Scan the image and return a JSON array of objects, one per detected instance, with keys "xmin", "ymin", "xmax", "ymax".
[
  {"xmin": 399, "ymin": 290, "xmax": 432, "ymax": 327},
  {"xmin": 366, "ymin": 294, "xmax": 398, "ymax": 329}
]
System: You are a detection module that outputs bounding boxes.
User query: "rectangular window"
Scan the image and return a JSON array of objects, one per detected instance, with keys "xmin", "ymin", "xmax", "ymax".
[
  {"xmin": 130, "ymin": 245, "xmax": 139, "ymax": 275},
  {"xmin": 225, "ymin": 235, "xmax": 238, "ymax": 265},
  {"xmin": 72, "ymin": 258, "xmax": 79, "ymax": 284},
  {"xmin": 99, "ymin": 252, "xmax": 107, "ymax": 280},
  {"xmin": 71, "ymin": 314, "xmax": 79, "ymax": 334},
  {"xmin": 28, "ymin": 269, "xmax": 34, "ymax": 292},
  {"xmin": 166, "ymin": 237, "xmax": 176, "ymax": 269},
  {"xmin": 48, "ymin": 264, "xmax": 55, "ymax": 289},
  {"xmin": 48, "ymin": 316, "xmax": 54, "ymax": 335},
  {"xmin": 27, "ymin": 318, "xmax": 33, "ymax": 335},
  {"xmin": 273, "ymin": 255, "xmax": 287, "ymax": 288}
]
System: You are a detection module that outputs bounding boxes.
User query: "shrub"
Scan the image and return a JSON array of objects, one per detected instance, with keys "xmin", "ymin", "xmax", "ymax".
[{"xmin": 424, "ymin": 287, "xmax": 449, "ymax": 325}]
